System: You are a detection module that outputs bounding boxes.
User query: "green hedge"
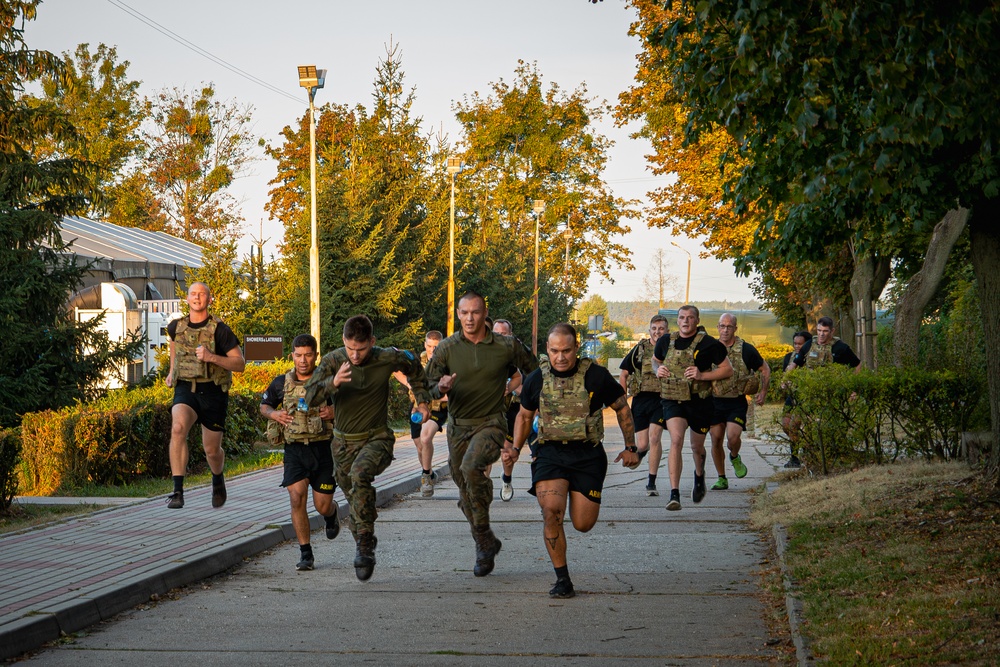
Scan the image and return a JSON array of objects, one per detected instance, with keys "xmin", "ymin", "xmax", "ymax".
[
  {"xmin": 0, "ymin": 428, "xmax": 21, "ymax": 511},
  {"xmin": 18, "ymin": 383, "xmax": 268, "ymax": 495},
  {"xmin": 782, "ymin": 365, "xmax": 988, "ymax": 474}
]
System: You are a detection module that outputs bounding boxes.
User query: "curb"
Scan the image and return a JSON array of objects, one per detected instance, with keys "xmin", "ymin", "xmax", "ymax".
[
  {"xmin": 0, "ymin": 461, "xmax": 450, "ymax": 661},
  {"xmin": 772, "ymin": 522, "xmax": 816, "ymax": 666}
]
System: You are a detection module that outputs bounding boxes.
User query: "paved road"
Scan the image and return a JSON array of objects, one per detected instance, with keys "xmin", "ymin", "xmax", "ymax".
[{"xmin": 7, "ymin": 416, "xmax": 792, "ymax": 665}]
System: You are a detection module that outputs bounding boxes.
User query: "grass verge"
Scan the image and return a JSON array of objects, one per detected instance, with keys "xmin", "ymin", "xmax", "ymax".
[
  {"xmin": 751, "ymin": 461, "xmax": 1000, "ymax": 665},
  {"xmin": 0, "ymin": 503, "xmax": 108, "ymax": 534}
]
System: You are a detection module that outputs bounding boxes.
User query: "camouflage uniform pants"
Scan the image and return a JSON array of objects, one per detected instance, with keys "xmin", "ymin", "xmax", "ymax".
[
  {"xmin": 446, "ymin": 416, "xmax": 506, "ymax": 529},
  {"xmin": 332, "ymin": 430, "xmax": 395, "ymax": 539}
]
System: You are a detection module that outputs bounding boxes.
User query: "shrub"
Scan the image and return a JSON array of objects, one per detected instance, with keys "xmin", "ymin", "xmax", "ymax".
[{"xmin": 0, "ymin": 428, "xmax": 21, "ymax": 511}]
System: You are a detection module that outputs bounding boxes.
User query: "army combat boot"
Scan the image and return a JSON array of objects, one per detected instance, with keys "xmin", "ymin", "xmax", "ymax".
[
  {"xmin": 472, "ymin": 525, "xmax": 502, "ymax": 577},
  {"xmin": 354, "ymin": 533, "xmax": 377, "ymax": 581}
]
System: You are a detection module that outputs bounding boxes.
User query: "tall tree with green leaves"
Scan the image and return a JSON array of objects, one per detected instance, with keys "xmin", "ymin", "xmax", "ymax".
[
  {"xmin": 146, "ymin": 85, "xmax": 256, "ymax": 242},
  {"xmin": 0, "ymin": 2, "xmax": 142, "ymax": 427},
  {"xmin": 26, "ymin": 42, "xmax": 150, "ymax": 221}
]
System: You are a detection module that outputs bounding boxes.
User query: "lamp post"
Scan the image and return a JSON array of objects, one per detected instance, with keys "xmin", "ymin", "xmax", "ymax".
[
  {"xmin": 298, "ymin": 65, "xmax": 326, "ymax": 351},
  {"xmin": 671, "ymin": 240, "xmax": 692, "ymax": 304},
  {"xmin": 446, "ymin": 157, "xmax": 463, "ymax": 336},
  {"xmin": 532, "ymin": 200, "xmax": 545, "ymax": 355}
]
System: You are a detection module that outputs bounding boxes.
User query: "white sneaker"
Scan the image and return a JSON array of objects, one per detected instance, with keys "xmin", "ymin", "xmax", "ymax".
[
  {"xmin": 420, "ymin": 472, "xmax": 436, "ymax": 497},
  {"xmin": 500, "ymin": 481, "xmax": 514, "ymax": 502}
]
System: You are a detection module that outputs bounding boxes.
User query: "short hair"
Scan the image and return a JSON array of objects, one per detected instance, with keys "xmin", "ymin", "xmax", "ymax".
[
  {"xmin": 457, "ymin": 291, "xmax": 486, "ymax": 310},
  {"xmin": 649, "ymin": 314, "xmax": 668, "ymax": 326},
  {"xmin": 793, "ymin": 330, "xmax": 812, "ymax": 342},
  {"xmin": 493, "ymin": 319, "xmax": 513, "ymax": 335},
  {"xmin": 817, "ymin": 316, "xmax": 835, "ymax": 329},
  {"xmin": 678, "ymin": 304, "xmax": 700, "ymax": 318},
  {"xmin": 343, "ymin": 315, "xmax": 374, "ymax": 342},
  {"xmin": 188, "ymin": 281, "xmax": 211, "ymax": 297},
  {"xmin": 547, "ymin": 322, "xmax": 577, "ymax": 340},
  {"xmin": 425, "ymin": 330, "xmax": 443, "ymax": 341},
  {"xmin": 291, "ymin": 334, "xmax": 318, "ymax": 352},
  {"xmin": 719, "ymin": 312, "xmax": 737, "ymax": 326}
]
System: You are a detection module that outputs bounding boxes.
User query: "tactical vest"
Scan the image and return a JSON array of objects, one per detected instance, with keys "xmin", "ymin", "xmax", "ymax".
[
  {"xmin": 280, "ymin": 371, "xmax": 332, "ymax": 443},
  {"xmin": 659, "ymin": 331, "xmax": 712, "ymax": 401},
  {"xmin": 628, "ymin": 338, "xmax": 664, "ymax": 395},
  {"xmin": 537, "ymin": 358, "xmax": 604, "ymax": 445},
  {"xmin": 805, "ymin": 337, "xmax": 839, "ymax": 369},
  {"xmin": 172, "ymin": 315, "xmax": 232, "ymax": 391},
  {"xmin": 712, "ymin": 337, "xmax": 761, "ymax": 398}
]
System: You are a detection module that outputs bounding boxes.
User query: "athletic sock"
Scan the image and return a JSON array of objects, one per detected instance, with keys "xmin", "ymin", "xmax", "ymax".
[
  {"xmin": 422, "ymin": 469, "xmax": 432, "ymax": 476},
  {"xmin": 212, "ymin": 472, "xmax": 224, "ymax": 485},
  {"xmin": 300, "ymin": 544, "xmax": 313, "ymax": 556},
  {"xmin": 648, "ymin": 473, "xmax": 657, "ymax": 486},
  {"xmin": 502, "ymin": 474, "xmax": 512, "ymax": 484},
  {"xmin": 718, "ymin": 474, "xmax": 727, "ymax": 480},
  {"xmin": 729, "ymin": 453, "xmax": 739, "ymax": 461},
  {"xmin": 554, "ymin": 565, "xmax": 569, "ymax": 580},
  {"xmin": 172, "ymin": 475, "xmax": 184, "ymax": 493}
]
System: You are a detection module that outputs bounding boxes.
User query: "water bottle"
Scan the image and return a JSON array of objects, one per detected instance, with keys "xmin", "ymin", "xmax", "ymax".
[
  {"xmin": 532, "ymin": 414, "xmax": 539, "ymax": 433},
  {"xmin": 297, "ymin": 397, "xmax": 308, "ymax": 412},
  {"xmin": 411, "ymin": 412, "xmax": 423, "ymax": 424}
]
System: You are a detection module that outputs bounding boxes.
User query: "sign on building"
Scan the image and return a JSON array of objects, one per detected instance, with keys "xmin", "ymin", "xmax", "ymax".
[{"xmin": 245, "ymin": 335, "xmax": 284, "ymax": 362}]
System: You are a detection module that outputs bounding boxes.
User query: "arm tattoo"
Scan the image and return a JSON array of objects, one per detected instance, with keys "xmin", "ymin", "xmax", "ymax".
[{"xmin": 614, "ymin": 400, "xmax": 636, "ymax": 448}]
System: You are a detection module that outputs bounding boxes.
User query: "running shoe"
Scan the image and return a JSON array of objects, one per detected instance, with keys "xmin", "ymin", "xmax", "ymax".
[
  {"xmin": 421, "ymin": 472, "xmax": 437, "ymax": 498},
  {"xmin": 296, "ymin": 553, "xmax": 315, "ymax": 571},
  {"xmin": 549, "ymin": 577, "xmax": 575, "ymax": 599},
  {"xmin": 783, "ymin": 456, "xmax": 802, "ymax": 469},
  {"xmin": 500, "ymin": 481, "xmax": 514, "ymax": 502},
  {"xmin": 731, "ymin": 454, "xmax": 748, "ymax": 478},
  {"xmin": 645, "ymin": 483, "xmax": 658, "ymax": 497},
  {"xmin": 165, "ymin": 491, "xmax": 184, "ymax": 509},
  {"xmin": 711, "ymin": 477, "xmax": 729, "ymax": 491},
  {"xmin": 692, "ymin": 474, "xmax": 706, "ymax": 503},
  {"xmin": 665, "ymin": 491, "xmax": 682, "ymax": 511}
]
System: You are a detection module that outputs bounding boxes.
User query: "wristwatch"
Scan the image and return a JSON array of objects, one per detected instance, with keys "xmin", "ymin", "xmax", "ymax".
[{"xmin": 623, "ymin": 445, "xmax": 637, "ymax": 453}]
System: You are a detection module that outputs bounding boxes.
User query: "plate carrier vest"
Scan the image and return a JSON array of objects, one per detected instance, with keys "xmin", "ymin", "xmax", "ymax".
[
  {"xmin": 659, "ymin": 331, "xmax": 712, "ymax": 401},
  {"xmin": 628, "ymin": 338, "xmax": 664, "ymax": 395},
  {"xmin": 266, "ymin": 371, "xmax": 333, "ymax": 446},
  {"xmin": 712, "ymin": 337, "xmax": 761, "ymax": 398},
  {"xmin": 172, "ymin": 315, "xmax": 232, "ymax": 391},
  {"xmin": 537, "ymin": 358, "xmax": 604, "ymax": 445},
  {"xmin": 805, "ymin": 337, "xmax": 840, "ymax": 369}
]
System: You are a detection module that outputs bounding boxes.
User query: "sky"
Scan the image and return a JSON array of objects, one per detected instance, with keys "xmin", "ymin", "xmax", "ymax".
[{"xmin": 24, "ymin": 0, "xmax": 758, "ymax": 305}]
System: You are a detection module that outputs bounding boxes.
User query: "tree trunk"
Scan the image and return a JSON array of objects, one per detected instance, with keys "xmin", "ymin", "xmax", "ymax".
[
  {"xmin": 892, "ymin": 207, "xmax": 969, "ymax": 368},
  {"xmin": 849, "ymin": 251, "xmax": 892, "ymax": 369},
  {"xmin": 968, "ymin": 201, "xmax": 1000, "ymax": 490}
]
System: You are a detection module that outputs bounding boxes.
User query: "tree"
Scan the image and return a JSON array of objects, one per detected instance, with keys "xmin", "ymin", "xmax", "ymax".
[
  {"xmin": 639, "ymin": 248, "xmax": 679, "ymax": 308},
  {"xmin": 26, "ymin": 43, "xmax": 149, "ymax": 220},
  {"xmin": 0, "ymin": 2, "xmax": 142, "ymax": 427},
  {"xmin": 146, "ymin": 85, "xmax": 257, "ymax": 242},
  {"xmin": 650, "ymin": 0, "xmax": 1000, "ymax": 483}
]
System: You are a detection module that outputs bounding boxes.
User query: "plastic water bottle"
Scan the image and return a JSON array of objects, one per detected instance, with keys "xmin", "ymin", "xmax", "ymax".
[
  {"xmin": 297, "ymin": 397, "xmax": 308, "ymax": 412},
  {"xmin": 532, "ymin": 415, "xmax": 539, "ymax": 433},
  {"xmin": 410, "ymin": 413, "xmax": 423, "ymax": 424}
]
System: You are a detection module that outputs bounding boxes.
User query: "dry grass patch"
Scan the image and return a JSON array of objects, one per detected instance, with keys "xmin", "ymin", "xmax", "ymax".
[{"xmin": 752, "ymin": 461, "xmax": 1000, "ymax": 665}]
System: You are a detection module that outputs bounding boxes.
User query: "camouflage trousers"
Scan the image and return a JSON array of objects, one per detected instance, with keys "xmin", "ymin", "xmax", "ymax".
[
  {"xmin": 446, "ymin": 415, "xmax": 506, "ymax": 529},
  {"xmin": 332, "ymin": 429, "xmax": 395, "ymax": 539}
]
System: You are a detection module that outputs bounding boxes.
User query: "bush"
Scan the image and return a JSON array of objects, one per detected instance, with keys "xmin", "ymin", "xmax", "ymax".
[
  {"xmin": 782, "ymin": 365, "xmax": 988, "ymax": 474},
  {"xmin": 18, "ymin": 381, "xmax": 269, "ymax": 495},
  {"xmin": 756, "ymin": 341, "xmax": 792, "ymax": 376},
  {"xmin": 0, "ymin": 428, "xmax": 21, "ymax": 511}
]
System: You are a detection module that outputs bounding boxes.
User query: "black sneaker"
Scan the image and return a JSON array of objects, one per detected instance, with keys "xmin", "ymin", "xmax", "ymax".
[
  {"xmin": 665, "ymin": 491, "xmax": 681, "ymax": 511},
  {"xmin": 783, "ymin": 456, "xmax": 802, "ymax": 469},
  {"xmin": 166, "ymin": 491, "xmax": 184, "ymax": 509},
  {"xmin": 325, "ymin": 512, "xmax": 340, "ymax": 540},
  {"xmin": 296, "ymin": 553, "xmax": 315, "ymax": 571},
  {"xmin": 692, "ymin": 475, "xmax": 706, "ymax": 504},
  {"xmin": 549, "ymin": 577, "xmax": 575, "ymax": 599},
  {"xmin": 211, "ymin": 477, "xmax": 227, "ymax": 508}
]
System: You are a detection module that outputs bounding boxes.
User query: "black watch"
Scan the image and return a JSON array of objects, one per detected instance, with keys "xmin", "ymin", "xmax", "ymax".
[{"xmin": 624, "ymin": 445, "xmax": 637, "ymax": 453}]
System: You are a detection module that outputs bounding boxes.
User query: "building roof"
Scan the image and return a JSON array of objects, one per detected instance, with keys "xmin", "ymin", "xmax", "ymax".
[{"xmin": 58, "ymin": 216, "xmax": 204, "ymax": 268}]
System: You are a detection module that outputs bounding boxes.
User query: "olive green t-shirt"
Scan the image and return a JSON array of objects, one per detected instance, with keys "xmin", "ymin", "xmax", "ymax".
[
  {"xmin": 306, "ymin": 346, "xmax": 431, "ymax": 434},
  {"xmin": 425, "ymin": 330, "xmax": 537, "ymax": 421}
]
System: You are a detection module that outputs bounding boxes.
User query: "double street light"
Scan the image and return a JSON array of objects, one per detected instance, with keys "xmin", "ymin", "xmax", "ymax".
[
  {"xmin": 671, "ymin": 240, "xmax": 692, "ymax": 304},
  {"xmin": 298, "ymin": 65, "xmax": 326, "ymax": 351},
  {"xmin": 532, "ymin": 200, "xmax": 545, "ymax": 355},
  {"xmin": 446, "ymin": 157, "xmax": 463, "ymax": 336}
]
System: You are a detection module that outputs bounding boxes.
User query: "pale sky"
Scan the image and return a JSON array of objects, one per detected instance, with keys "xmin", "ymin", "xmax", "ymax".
[{"xmin": 25, "ymin": 0, "xmax": 757, "ymax": 304}]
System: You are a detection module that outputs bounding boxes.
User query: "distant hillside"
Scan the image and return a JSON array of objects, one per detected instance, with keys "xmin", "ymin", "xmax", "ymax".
[{"xmin": 609, "ymin": 300, "xmax": 762, "ymax": 337}]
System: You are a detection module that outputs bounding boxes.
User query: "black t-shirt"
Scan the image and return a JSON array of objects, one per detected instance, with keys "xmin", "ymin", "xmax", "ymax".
[
  {"xmin": 167, "ymin": 315, "xmax": 241, "ymax": 355},
  {"xmin": 261, "ymin": 374, "xmax": 332, "ymax": 409},
  {"xmin": 520, "ymin": 360, "xmax": 625, "ymax": 414},
  {"xmin": 782, "ymin": 352, "xmax": 794, "ymax": 372},
  {"xmin": 793, "ymin": 339, "xmax": 861, "ymax": 368},
  {"xmin": 619, "ymin": 341, "xmax": 651, "ymax": 375},
  {"xmin": 653, "ymin": 329, "xmax": 728, "ymax": 372}
]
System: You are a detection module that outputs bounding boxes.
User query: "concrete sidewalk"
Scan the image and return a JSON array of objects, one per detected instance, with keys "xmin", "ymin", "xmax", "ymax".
[
  {"xmin": 0, "ymin": 432, "xmax": 448, "ymax": 661},
  {"xmin": 8, "ymin": 416, "xmax": 793, "ymax": 665}
]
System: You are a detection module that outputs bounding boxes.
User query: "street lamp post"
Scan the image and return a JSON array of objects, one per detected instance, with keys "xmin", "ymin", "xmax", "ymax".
[
  {"xmin": 671, "ymin": 241, "xmax": 692, "ymax": 304},
  {"xmin": 298, "ymin": 65, "xmax": 326, "ymax": 351},
  {"xmin": 446, "ymin": 157, "xmax": 463, "ymax": 336},
  {"xmin": 532, "ymin": 200, "xmax": 545, "ymax": 355}
]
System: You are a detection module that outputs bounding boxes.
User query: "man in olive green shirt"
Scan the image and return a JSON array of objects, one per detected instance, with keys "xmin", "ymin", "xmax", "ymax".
[
  {"xmin": 306, "ymin": 315, "xmax": 431, "ymax": 581},
  {"xmin": 425, "ymin": 292, "xmax": 537, "ymax": 577}
]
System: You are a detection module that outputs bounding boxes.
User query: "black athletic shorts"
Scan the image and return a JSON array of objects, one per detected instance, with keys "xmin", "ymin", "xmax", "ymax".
[
  {"xmin": 172, "ymin": 381, "xmax": 229, "ymax": 432},
  {"xmin": 631, "ymin": 391, "xmax": 666, "ymax": 432},
  {"xmin": 410, "ymin": 406, "xmax": 448, "ymax": 439},
  {"xmin": 504, "ymin": 398, "xmax": 521, "ymax": 440},
  {"xmin": 281, "ymin": 441, "xmax": 336, "ymax": 493},
  {"xmin": 712, "ymin": 396, "xmax": 749, "ymax": 430},
  {"xmin": 661, "ymin": 396, "xmax": 713, "ymax": 434},
  {"xmin": 529, "ymin": 442, "xmax": 608, "ymax": 505}
]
